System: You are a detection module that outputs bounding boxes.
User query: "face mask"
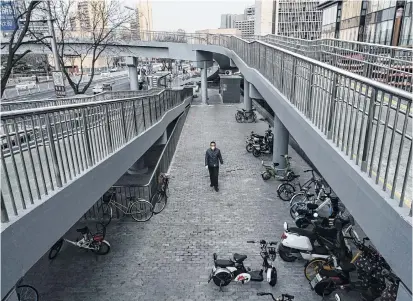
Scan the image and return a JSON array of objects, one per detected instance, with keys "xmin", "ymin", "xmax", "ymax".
[{"xmin": 210, "ymin": 146, "xmax": 215, "ymax": 150}]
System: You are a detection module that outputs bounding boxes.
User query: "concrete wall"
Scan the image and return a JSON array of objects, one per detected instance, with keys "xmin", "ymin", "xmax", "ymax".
[{"xmin": 1, "ymin": 97, "xmax": 192, "ymax": 299}]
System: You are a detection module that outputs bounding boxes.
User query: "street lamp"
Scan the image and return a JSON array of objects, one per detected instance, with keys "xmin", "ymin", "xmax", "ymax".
[{"xmin": 44, "ymin": 0, "xmax": 60, "ymax": 71}]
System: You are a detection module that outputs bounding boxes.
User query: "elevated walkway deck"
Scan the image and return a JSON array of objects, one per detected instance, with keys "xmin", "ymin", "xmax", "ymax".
[{"xmin": 23, "ymin": 103, "xmax": 359, "ymax": 301}]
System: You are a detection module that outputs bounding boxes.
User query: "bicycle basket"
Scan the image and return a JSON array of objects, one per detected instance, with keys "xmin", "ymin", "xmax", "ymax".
[{"xmin": 102, "ymin": 189, "xmax": 115, "ymax": 203}]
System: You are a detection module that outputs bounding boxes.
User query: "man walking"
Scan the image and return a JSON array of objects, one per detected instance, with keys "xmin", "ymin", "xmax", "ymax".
[{"xmin": 205, "ymin": 141, "xmax": 224, "ymax": 192}]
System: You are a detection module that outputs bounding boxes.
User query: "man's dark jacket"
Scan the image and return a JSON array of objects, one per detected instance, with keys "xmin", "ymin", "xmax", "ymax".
[{"xmin": 205, "ymin": 148, "xmax": 223, "ymax": 167}]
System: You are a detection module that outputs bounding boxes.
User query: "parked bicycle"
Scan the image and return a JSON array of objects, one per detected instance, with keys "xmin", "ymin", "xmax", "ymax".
[
  {"xmin": 150, "ymin": 173, "xmax": 170, "ymax": 214},
  {"xmin": 276, "ymin": 169, "xmax": 320, "ymax": 201},
  {"xmin": 97, "ymin": 189, "xmax": 153, "ymax": 225},
  {"xmin": 235, "ymin": 108, "xmax": 257, "ymax": 123},
  {"xmin": 48, "ymin": 223, "xmax": 110, "ymax": 259},
  {"xmin": 261, "ymin": 155, "xmax": 295, "ymax": 181},
  {"xmin": 3, "ymin": 278, "xmax": 38, "ymax": 301}
]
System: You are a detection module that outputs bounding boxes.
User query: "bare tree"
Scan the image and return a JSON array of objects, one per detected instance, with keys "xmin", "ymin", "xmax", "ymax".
[
  {"xmin": 0, "ymin": 0, "xmax": 49, "ymax": 97},
  {"xmin": 30, "ymin": 0, "xmax": 133, "ymax": 94}
]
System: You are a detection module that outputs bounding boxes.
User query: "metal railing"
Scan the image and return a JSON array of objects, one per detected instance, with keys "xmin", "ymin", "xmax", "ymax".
[
  {"xmin": 0, "ymin": 87, "xmax": 193, "ymax": 223},
  {"xmin": 247, "ymin": 34, "xmax": 413, "ymax": 93},
  {"xmin": 120, "ymin": 31, "xmax": 412, "ymax": 214},
  {"xmin": 84, "ymin": 106, "xmax": 189, "ymax": 220},
  {"xmin": 1, "ymin": 89, "xmax": 163, "ymax": 111}
]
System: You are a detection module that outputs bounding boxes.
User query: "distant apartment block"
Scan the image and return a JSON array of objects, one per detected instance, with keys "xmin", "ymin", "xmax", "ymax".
[
  {"xmin": 255, "ymin": 0, "xmax": 322, "ymax": 39},
  {"xmin": 196, "ymin": 28, "xmax": 242, "ymax": 36},
  {"xmin": 221, "ymin": 5, "xmax": 255, "ymax": 37},
  {"xmin": 319, "ymin": 0, "xmax": 412, "ymax": 47}
]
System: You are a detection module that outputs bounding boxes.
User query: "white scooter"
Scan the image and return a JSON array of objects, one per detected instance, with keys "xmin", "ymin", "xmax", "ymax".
[{"xmin": 278, "ymin": 214, "xmax": 354, "ymax": 262}]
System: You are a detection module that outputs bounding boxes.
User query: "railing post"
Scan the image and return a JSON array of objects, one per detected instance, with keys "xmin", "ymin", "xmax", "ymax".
[
  {"xmin": 45, "ymin": 113, "xmax": 63, "ymax": 187},
  {"xmin": 81, "ymin": 108, "xmax": 94, "ymax": 167},
  {"xmin": 327, "ymin": 74, "xmax": 339, "ymax": 139},
  {"xmin": 121, "ymin": 102, "xmax": 128, "ymax": 142},
  {"xmin": 104, "ymin": 105, "xmax": 113, "ymax": 153},
  {"xmin": 361, "ymin": 88, "xmax": 377, "ymax": 172},
  {"xmin": 280, "ymin": 53, "xmax": 285, "ymax": 92},
  {"xmin": 307, "ymin": 64, "xmax": 314, "ymax": 119},
  {"xmin": 1, "ymin": 193, "xmax": 9, "ymax": 223},
  {"xmin": 290, "ymin": 58, "xmax": 297, "ymax": 104},
  {"xmin": 132, "ymin": 100, "xmax": 139, "ymax": 135}
]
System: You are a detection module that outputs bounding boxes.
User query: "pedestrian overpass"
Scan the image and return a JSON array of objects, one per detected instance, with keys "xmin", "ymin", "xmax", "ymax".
[{"xmin": 1, "ymin": 33, "xmax": 411, "ymax": 300}]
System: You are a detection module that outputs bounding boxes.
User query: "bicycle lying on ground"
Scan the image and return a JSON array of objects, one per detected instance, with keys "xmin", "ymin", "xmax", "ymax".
[
  {"xmin": 3, "ymin": 278, "xmax": 38, "ymax": 301},
  {"xmin": 98, "ymin": 189, "xmax": 154, "ymax": 225},
  {"xmin": 48, "ymin": 223, "xmax": 110, "ymax": 259},
  {"xmin": 257, "ymin": 292, "xmax": 294, "ymax": 300}
]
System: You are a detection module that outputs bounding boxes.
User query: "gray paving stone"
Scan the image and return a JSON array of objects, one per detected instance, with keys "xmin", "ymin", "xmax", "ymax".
[{"xmin": 24, "ymin": 102, "xmax": 359, "ymax": 301}]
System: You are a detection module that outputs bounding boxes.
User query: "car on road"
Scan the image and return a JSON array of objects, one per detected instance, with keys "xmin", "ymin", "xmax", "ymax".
[
  {"xmin": 110, "ymin": 67, "xmax": 118, "ymax": 72},
  {"xmin": 92, "ymin": 84, "xmax": 103, "ymax": 94}
]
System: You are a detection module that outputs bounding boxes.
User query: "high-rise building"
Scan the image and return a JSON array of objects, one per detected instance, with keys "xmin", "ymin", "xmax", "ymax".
[
  {"xmin": 221, "ymin": 5, "xmax": 255, "ymax": 37},
  {"xmin": 254, "ymin": 0, "xmax": 323, "ymax": 39},
  {"xmin": 319, "ymin": 0, "xmax": 412, "ymax": 47},
  {"xmin": 220, "ymin": 14, "xmax": 244, "ymax": 28},
  {"xmin": 136, "ymin": 0, "xmax": 153, "ymax": 33}
]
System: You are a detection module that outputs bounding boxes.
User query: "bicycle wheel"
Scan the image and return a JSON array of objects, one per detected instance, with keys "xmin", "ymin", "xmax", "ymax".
[
  {"xmin": 290, "ymin": 192, "xmax": 309, "ymax": 208},
  {"xmin": 48, "ymin": 239, "xmax": 64, "ymax": 260},
  {"xmin": 151, "ymin": 191, "xmax": 167, "ymax": 214},
  {"xmin": 289, "ymin": 202, "xmax": 307, "ymax": 219},
  {"xmin": 304, "ymin": 258, "xmax": 333, "ymax": 281},
  {"xmin": 235, "ymin": 112, "xmax": 243, "ymax": 123},
  {"xmin": 97, "ymin": 202, "xmax": 112, "ymax": 226},
  {"xmin": 91, "ymin": 240, "xmax": 111, "ymax": 255},
  {"xmin": 277, "ymin": 183, "xmax": 295, "ymax": 201},
  {"xmin": 129, "ymin": 199, "xmax": 153, "ymax": 222},
  {"xmin": 16, "ymin": 285, "xmax": 39, "ymax": 301}
]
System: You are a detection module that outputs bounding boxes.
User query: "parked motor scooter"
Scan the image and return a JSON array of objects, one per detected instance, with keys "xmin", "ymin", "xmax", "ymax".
[
  {"xmin": 208, "ymin": 240, "xmax": 278, "ymax": 291},
  {"xmin": 278, "ymin": 214, "xmax": 354, "ymax": 262}
]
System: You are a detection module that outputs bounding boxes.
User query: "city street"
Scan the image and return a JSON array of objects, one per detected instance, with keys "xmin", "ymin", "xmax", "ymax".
[{"xmin": 2, "ymin": 71, "xmax": 129, "ymax": 101}]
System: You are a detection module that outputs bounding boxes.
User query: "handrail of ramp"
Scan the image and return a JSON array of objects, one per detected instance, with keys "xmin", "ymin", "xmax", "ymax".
[
  {"xmin": 0, "ymin": 88, "xmax": 163, "ymax": 111},
  {"xmin": 0, "ymin": 87, "xmax": 193, "ymax": 223},
  {"xmin": 126, "ymin": 31, "xmax": 411, "ymax": 214},
  {"xmin": 84, "ymin": 106, "xmax": 189, "ymax": 220}
]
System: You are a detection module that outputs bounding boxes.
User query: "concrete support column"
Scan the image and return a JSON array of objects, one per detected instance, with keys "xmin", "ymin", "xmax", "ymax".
[
  {"xmin": 273, "ymin": 114, "xmax": 289, "ymax": 169},
  {"xmin": 126, "ymin": 57, "xmax": 139, "ymax": 91},
  {"xmin": 201, "ymin": 61, "xmax": 208, "ymax": 104},
  {"xmin": 127, "ymin": 156, "xmax": 148, "ymax": 175},
  {"xmin": 243, "ymin": 78, "xmax": 252, "ymax": 111}
]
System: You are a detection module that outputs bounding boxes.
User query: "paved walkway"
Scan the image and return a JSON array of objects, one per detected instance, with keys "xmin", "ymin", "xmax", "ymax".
[{"xmin": 24, "ymin": 103, "xmax": 353, "ymax": 301}]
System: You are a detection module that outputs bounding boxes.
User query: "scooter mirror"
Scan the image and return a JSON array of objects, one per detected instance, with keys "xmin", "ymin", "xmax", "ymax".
[
  {"xmin": 313, "ymin": 213, "xmax": 319, "ymax": 218},
  {"xmin": 334, "ymin": 294, "xmax": 341, "ymax": 301},
  {"xmin": 283, "ymin": 222, "xmax": 288, "ymax": 231}
]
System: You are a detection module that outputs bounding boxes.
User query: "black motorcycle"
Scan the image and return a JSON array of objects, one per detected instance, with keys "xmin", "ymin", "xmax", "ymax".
[
  {"xmin": 252, "ymin": 135, "xmax": 273, "ymax": 157},
  {"xmin": 293, "ymin": 196, "xmax": 341, "ymax": 228},
  {"xmin": 236, "ymin": 108, "xmax": 257, "ymax": 123},
  {"xmin": 246, "ymin": 128, "xmax": 273, "ymax": 153}
]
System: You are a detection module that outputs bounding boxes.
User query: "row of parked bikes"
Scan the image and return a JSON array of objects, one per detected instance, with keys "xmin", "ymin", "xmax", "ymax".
[
  {"xmin": 207, "ymin": 127, "xmax": 401, "ymax": 300},
  {"xmin": 46, "ymin": 174, "xmax": 170, "ymax": 260}
]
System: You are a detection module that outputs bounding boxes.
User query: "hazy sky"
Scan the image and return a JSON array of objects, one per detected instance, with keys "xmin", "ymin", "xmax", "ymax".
[{"xmin": 141, "ymin": 0, "xmax": 253, "ymax": 32}]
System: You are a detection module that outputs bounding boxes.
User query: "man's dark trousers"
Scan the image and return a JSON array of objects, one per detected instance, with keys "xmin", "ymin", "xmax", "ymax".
[{"xmin": 208, "ymin": 166, "xmax": 219, "ymax": 188}]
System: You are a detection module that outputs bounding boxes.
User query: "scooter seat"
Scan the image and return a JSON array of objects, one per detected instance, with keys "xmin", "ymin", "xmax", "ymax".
[
  {"xmin": 312, "ymin": 245, "xmax": 330, "ymax": 255},
  {"xmin": 288, "ymin": 227, "xmax": 317, "ymax": 240},
  {"xmin": 253, "ymin": 135, "xmax": 264, "ymax": 139},
  {"xmin": 319, "ymin": 269, "xmax": 343, "ymax": 278},
  {"xmin": 215, "ymin": 259, "xmax": 235, "ymax": 268},
  {"xmin": 307, "ymin": 203, "xmax": 318, "ymax": 210},
  {"xmin": 249, "ymin": 270, "xmax": 264, "ymax": 282},
  {"xmin": 76, "ymin": 227, "xmax": 89, "ymax": 234},
  {"xmin": 233, "ymin": 253, "xmax": 247, "ymax": 263}
]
